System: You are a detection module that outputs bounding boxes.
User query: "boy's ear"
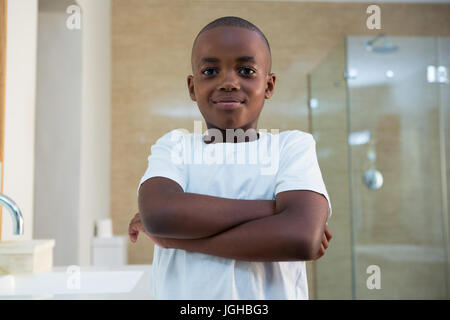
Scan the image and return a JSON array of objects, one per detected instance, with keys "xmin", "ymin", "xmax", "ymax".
[
  {"xmin": 187, "ymin": 75, "xmax": 197, "ymax": 101},
  {"xmin": 265, "ymin": 73, "xmax": 276, "ymax": 99}
]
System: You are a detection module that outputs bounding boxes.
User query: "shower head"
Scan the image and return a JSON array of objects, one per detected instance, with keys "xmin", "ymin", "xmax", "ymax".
[{"xmin": 364, "ymin": 34, "xmax": 399, "ymax": 54}]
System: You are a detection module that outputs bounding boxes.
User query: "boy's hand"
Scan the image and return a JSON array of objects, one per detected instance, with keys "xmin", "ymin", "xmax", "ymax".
[
  {"xmin": 128, "ymin": 212, "xmax": 172, "ymax": 248},
  {"xmin": 128, "ymin": 212, "xmax": 152, "ymax": 243},
  {"xmin": 312, "ymin": 222, "xmax": 333, "ymax": 260}
]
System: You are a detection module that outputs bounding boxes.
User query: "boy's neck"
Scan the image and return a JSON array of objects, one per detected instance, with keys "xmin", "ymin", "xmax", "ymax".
[{"xmin": 202, "ymin": 128, "xmax": 260, "ymax": 144}]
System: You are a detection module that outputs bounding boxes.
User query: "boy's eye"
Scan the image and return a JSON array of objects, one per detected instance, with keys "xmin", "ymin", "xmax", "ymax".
[
  {"xmin": 202, "ymin": 68, "xmax": 218, "ymax": 76},
  {"xmin": 239, "ymin": 67, "xmax": 256, "ymax": 76},
  {"xmin": 201, "ymin": 67, "xmax": 256, "ymax": 76}
]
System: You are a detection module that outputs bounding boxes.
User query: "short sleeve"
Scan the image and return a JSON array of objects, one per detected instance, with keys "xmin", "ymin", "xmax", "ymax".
[
  {"xmin": 275, "ymin": 131, "xmax": 332, "ymax": 218},
  {"xmin": 137, "ymin": 129, "xmax": 187, "ymax": 196}
]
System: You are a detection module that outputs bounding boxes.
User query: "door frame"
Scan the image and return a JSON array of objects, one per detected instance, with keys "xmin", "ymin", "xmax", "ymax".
[{"xmin": 0, "ymin": 0, "xmax": 7, "ymax": 240}]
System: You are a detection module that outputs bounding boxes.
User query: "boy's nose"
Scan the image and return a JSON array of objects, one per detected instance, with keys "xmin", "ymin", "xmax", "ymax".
[
  {"xmin": 220, "ymin": 84, "xmax": 239, "ymax": 91},
  {"xmin": 218, "ymin": 72, "xmax": 240, "ymax": 91}
]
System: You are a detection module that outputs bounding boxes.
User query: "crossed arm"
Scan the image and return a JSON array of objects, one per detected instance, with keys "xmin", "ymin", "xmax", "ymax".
[{"xmin": 134, "ymin": 177, "xmax": 331, "ymax": 262}]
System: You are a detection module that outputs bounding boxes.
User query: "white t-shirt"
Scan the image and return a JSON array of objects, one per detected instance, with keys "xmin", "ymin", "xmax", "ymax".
[{"xmin": 137, "ymin": 128, "xmax": 332, "ymax": 300}]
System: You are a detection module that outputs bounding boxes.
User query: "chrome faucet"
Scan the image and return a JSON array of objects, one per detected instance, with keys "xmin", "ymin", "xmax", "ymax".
[{"xmin": 0, "ymin": 193, "xmax": 24, "ymax": 235}]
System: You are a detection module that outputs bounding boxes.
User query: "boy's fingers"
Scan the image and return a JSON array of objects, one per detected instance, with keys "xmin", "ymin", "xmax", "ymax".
[
  {"xmin": 315, "ymin": 244, "xmax": 325, "ymax": 259},
  {"xmin": 324, "ymin": 225, "xmax": 332, "ymax": 240},
  {"xmin": 128, "ymin": 222, "xmax": 137, "ymax": 234},
  {"xmin": 130, "ymin": 213, "xmax": 140, "ymax": 225},
  {"xmin": 137, "ymin": 224, "xmax": 146, "ymax": 232},
  {"xmin": 129, "ymin": 223, "xmax": 141, "ymax": 236},
  {"xmin": 129, "ymin": 216, "xmax": 138, "ymax": 231},
  {"xmin": 318, "ymin": 244, "xmax": 325, "ymax": 257},
  {"xmin": 322, "ymin": 234, "xmax": 328, "ymax": 249},
  {"xmin": 129, "ymin": 213, "xmax": 147, "ymax": 243}
]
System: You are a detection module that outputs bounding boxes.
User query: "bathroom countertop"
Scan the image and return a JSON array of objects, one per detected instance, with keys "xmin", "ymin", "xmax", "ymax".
[{"xmin": 0, "ymin": 264, "xmax": 155, "ymax": 300}]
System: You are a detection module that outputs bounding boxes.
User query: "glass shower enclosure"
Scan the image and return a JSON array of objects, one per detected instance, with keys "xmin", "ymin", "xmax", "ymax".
[{"xmin": 308, "ymin": 35, "xmax": 450, "ymax": 299}]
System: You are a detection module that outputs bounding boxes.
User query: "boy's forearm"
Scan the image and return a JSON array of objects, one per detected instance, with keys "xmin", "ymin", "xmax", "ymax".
[
  {"xmin": 161, "ymin": 210, "xmax": 314, "ymax": 261},
  {"xmin": 145, "ymin": 191, "xmax": 276, "ymax": 239}
]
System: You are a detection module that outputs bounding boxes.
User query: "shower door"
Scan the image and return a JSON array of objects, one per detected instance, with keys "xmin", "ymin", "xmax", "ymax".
[
  {"xmin": 310, "ymin": 36, "xmax": 450, "ymax": 299},
  {"xmin": 346, "ymin": 36, "xmax": 449, "ymax": 299}
]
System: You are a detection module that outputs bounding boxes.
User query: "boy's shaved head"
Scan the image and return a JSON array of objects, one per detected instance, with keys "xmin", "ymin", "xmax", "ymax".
[{"xmin": 191, "ymin": 16, "xmax": 272, "ymax": 73}]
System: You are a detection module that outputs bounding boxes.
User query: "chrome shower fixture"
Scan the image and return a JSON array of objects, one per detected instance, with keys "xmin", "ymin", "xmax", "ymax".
[{"xmin": 364, "ymin": 34, "xmax": 399, "ymax": 54}]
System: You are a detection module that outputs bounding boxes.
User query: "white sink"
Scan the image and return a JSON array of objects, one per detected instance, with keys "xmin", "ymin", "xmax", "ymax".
[{"xmin": 0, "ymin": 269, "xmax": 144, "ymax": 296}]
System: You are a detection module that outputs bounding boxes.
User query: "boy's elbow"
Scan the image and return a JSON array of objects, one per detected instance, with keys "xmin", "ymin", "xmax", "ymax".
[
  {"xmin": 295, "ymin": 233, "xmax": 322, "ymax": 261},
  {"xmin": 138, "ymin": 177, "xmax": 182, "ymax": 236},
  {"xmin": 140, "ymin": 208, "xmax": 169, "ymax": 236}
]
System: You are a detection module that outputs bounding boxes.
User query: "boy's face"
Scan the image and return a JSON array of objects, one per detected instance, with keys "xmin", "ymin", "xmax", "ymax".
[{"xmin": 187, "ymin": 27, "xmax": 276, "ymax": 132}]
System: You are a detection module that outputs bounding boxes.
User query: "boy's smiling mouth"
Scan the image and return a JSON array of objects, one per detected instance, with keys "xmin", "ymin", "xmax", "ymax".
[
  {"xmin": 213, "ymin": 100, "xmax": 245, "ymax": 110},
  {"xmin": 212, "ymin": 97, "xmax": 245, "ymax": 110}
]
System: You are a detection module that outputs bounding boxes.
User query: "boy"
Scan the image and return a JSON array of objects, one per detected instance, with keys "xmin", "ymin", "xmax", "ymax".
[{"xmin": 129, "ymin": 16, "xmax": 332, "ymax": 300}]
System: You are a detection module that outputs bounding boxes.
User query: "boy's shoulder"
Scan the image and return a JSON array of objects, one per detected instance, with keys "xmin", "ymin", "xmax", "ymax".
[
  {"xmin": 278, "ymin": 129, "xmax": 315, "ymax": 147},
  {"xmin": 278, "ymin": 129, "xmax": 312, "ymax": 138},
  {"xmin": 155, "ymin": 128, "xmax": 190, "ymax": 143}
]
